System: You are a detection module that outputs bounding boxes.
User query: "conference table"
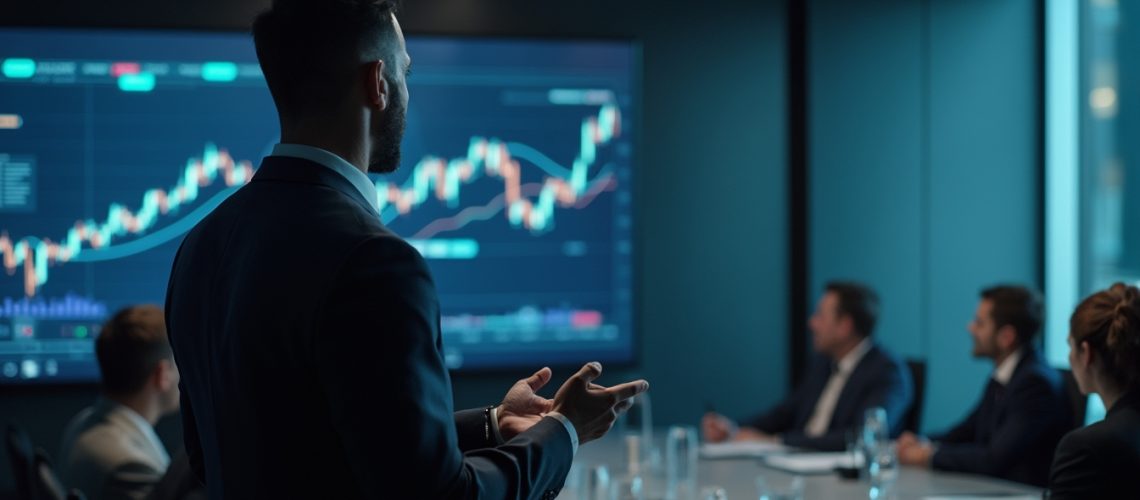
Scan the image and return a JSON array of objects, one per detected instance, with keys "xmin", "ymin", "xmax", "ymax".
[{"xmin": 559, "ymin": 432, "xmax": 1044, "ymax": 500}]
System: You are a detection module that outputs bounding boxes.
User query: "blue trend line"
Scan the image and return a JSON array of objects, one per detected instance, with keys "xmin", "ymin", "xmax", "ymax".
[
  {"xmin": 70, "ymin": 186, "xmax": 242, "ymax": 263},
  {"xmin": 503, "ymin": 142, "xmax": 574, "ymax": 178}
]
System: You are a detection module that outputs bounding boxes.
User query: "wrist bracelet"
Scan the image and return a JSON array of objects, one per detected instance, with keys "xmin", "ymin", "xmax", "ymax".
[{"xmin": 483, "ymin": 405, "xmax": 496, "ymax": 444}]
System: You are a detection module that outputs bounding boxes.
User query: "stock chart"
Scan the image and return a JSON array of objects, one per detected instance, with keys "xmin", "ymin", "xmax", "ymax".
[{"xmin": 0, "ymin": 29, "xmax": 635, "ymax": 382}]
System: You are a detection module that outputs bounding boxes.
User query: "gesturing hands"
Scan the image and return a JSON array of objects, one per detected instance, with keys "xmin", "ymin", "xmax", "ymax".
[
  {"xmin": 496, "ymin": 363, "xmax": 650, "ymax": 445},
  {"xmin": 551, "ymin": 362, "xmax": 649, "ymax": 444},
  {"xmin": 497, "ymin": 367, "xmax": 557, "ymax": 442}
]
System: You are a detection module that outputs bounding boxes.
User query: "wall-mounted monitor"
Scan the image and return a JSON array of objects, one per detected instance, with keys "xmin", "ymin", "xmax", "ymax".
[{"xmin": 0, "ymin": 28, "xmax": 636, "ymax": 382}]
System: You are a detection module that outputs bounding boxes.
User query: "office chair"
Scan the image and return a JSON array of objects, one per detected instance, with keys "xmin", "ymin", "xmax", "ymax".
[
  {"xmin": 902, "ymin": 359, "xmax": 927, "ymax": 434},
  {"xmin": 7, "ymin": 423, "xmax": 37, "ymax": 500}
]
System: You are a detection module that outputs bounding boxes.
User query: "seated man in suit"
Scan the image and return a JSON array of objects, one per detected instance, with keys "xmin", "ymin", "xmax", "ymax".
[
  {"xmin": 1049, "ymin": 282, "xmax": 1140, "ymax": 498},
  {"xmin": 165, "ymin": 1, "xmax": 648, "ymax": 498},
  {"xmin": 703, "ymin": 282, "xmax": 913, "ymax": 451},
  {"xmin": 898, "ymin": 285, "xmax": 1071, "ymax": 487},
  {"xmin": 59, "ymin": 305, "xmax": 182, "ymax": 500}
]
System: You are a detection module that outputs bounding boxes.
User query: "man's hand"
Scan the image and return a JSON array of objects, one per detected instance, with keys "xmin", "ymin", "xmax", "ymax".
[
  {"xmin": 734, "ymin": 427, "xmax": 778, "ymax": 443},
  {"xmin": 896, "ymin": 433, "xmax": 935, "ymax": 467},
  {"xmin": 896, "ymin": 431, "xmax": 920, "ymax": 448},
  {"xmin": 497, "ymin": 367, "xmax": 557, "ymax": 442},
  {"xmin": 701, "ymin": 412, "xmax": 738, "ymax": 443},
  {"xmin": 551, "ymin": 362, "xmax": 649, "ymax": 444}
]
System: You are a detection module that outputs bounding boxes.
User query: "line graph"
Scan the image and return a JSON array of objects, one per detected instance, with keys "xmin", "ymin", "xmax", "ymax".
[
  {"xmin": 1, "ymin": 104, "xmax": 621, "ymax": 297},
  {"xmin": 378, "ymin": 103, "xmax": 621, "ymax": 233},
  {"xmin": 0, "ymin": 29, "xmax": 636, "ymax": 380},
  {"xmin": 1, "ymin": 144, "xmax": 253, "ymax": 297}
]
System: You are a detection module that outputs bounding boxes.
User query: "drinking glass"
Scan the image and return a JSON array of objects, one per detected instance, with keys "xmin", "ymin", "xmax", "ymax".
[
  {"xmin": 868, "ymin": 443, "xmax": 898, "ymax": 500},
  {"xmin": 665, "ymin": 425, "xmax": 699, "ymax": 500}
]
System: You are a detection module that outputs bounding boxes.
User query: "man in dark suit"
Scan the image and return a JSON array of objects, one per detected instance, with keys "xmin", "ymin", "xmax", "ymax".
[
  {"xmin": 702, "ymin": 282, "xmax": 913, "ymax": 451},
  {"xmin": 164, "ymin": 1, "xmax": 648, "ymax": 498},
  {"xmin": 898, "ymin": 285, "xmax": 1070, "ymax": 487}
]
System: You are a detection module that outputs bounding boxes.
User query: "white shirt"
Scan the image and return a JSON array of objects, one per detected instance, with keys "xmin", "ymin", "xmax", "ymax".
[
  {"xmin": 993, "ymin": 348, "xmax": 1024, "ymax": 386},
  {"xmin": 804, "ymin": 338, "xmax": 874, "ymax": 437},
  {"xmin": 491, "ymin": 407, "xmax": 578, "ymax": 456},
  {"xmin": 271, "ymin": 143, "xmax": 381, "ymax": 215}
]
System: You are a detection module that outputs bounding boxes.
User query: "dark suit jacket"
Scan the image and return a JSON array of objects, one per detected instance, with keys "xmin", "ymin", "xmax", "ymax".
[
  {"xmin": 1048, "ymin": 389, "xmax": 1140, "ymax": 499},
  {"xmin": 165, "ymin": 156, "xmax": 573, "ymax": 499},
  {"xmin": 744, "ymin": 343, "xmax": 912, "ymax": 451},
  {"xmin": 931, "ymin": 348, "xmax": 1070, "ymax": 487}
]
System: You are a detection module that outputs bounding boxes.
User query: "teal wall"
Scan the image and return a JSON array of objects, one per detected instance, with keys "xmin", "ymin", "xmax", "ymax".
[{"xmin": 809, "ymin": 0, "xmax": 1040, "ymax": 433}]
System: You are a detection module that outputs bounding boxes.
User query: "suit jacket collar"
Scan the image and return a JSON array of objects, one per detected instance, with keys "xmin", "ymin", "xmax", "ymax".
[
  {"xmin": 796, "ymin": 343, "xmax": 883, "ymax": 429},
  {"xmin": 837, "ymin": 338, "xmax": 873, "ymax": 374},
  {"xmin": 252, "ymin": 156, "xmax": 382, "ymax": 220},
  {"xmin": 93, "ymin": 398, "xmax": 171, "ymax": 469},
  {"xmin": 832, "ymin": 343, "xmax": 882, "ymax": 407},
  {"xmin": 992, "ymin": 348, "xmax": 1024, "ymax": 386},
  {"xmin": 1109, "ymin": 389, "xmax": 1140, "ymax": 417},
  {"xmin": 1006, "ymin": 347, "xmax": 1043, "ymax": 387}
]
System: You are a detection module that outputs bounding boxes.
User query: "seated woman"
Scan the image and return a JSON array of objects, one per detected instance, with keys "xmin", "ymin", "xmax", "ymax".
[{"xmin": 1049, "ymin": 283, "xmax": 1140, "ymax": 499}]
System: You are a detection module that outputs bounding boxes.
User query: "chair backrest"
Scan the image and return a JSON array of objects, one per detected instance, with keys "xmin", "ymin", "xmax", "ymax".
[
  {"xmin": 7, "ymin": 423, "xmax": 37, "ymax": 500},
  {"xmin": 902, "ymin": 359, "xmax": 927, "ymax": 434},
  {"xmin": 33, "ymin": 448, "xmax": 68, "ymax": 500},
  {"xmin": 1058, "ymin": 368, "xmax": 1088, "ymax": 429}
]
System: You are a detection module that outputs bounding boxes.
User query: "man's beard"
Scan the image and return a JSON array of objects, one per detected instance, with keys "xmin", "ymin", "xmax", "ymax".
[
  {"xmin": 971, "ymin": 336, "xmax": 998, "ymax": 359},
  {"xmin": 368, "ymin": 98, "xmax": 406, "ymax": 174}
]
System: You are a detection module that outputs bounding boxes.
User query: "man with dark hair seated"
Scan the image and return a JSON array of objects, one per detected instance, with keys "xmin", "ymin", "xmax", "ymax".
[
  {"xmin": 59, "ymin": 305, "xmax": 182, "ymax": 500},
  {"xmin": 898, "ymin": 285, "xmax": 1071, "ymax": 487},
  {"xmin": 703, "ymin": 282, "xmax": 913, "ymax": 451}
]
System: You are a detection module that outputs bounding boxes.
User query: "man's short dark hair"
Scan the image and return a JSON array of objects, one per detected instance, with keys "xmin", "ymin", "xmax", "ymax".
[
  {"xmin": 252, "ymin": 0, "xmax": 399, "ymax": 118},
  {"xmin": 980, "ymin": 285, "xmax": 1043, "ymax": 347},
  {"xmin": 825, "ymin": 281, "xmax": 880, "ymax": 337},
  {"xmin": 95, "ymin": 305, "xmax": 172, "ymax": 395}
]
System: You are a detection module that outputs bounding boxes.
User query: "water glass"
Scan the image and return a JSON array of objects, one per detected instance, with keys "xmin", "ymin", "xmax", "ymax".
[
  {"xmin": 619, "ymin": 393, "xmax": 656, "ymax": 470},
  {"xmin": 860, "ymin": 407, "xmax": 888, "ymax": 477},
  {"xmin": 584, "ymin": 464, "xmax": 611, "ymax": 500},
  {"xmin": 609, "ymin": 474, "xmax": 645, "ymax": 500},
  {"xmin": 666, "ymin": 425, "xmax": 699, "ymax": 500},
  {"xmin": 755, "ymin": 476, "xmax": 804, "ymax": 500},
  {"xmin": 868, "ymin": 443, "xmax": 898, "ymax": 500},
  {"xmin": 862, "ymin": 407, "xmax": 888, "ymax": 447}
]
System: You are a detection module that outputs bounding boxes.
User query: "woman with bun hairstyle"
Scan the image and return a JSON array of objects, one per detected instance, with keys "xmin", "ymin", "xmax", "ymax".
[{"xmin": 1048, "ymin": 282, "xmax": 1140, "ymax": 499}]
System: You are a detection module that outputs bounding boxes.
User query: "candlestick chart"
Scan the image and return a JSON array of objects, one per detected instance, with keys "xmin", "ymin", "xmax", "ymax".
[{"xmin": 0, "ymin": 29, "xmax": 635, "ymax": 382}]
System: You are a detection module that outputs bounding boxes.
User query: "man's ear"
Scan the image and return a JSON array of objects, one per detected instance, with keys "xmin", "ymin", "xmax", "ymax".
[
  {"xmin": 154, "ymin": 359, "xmax": 176, "ymax": 391},
  {"xmin": 996, "ymin": 325, "xmax": 1019, "ymax": 351},
  {"xmin": 365, "ymin": 60, "xmax": 389, "ymax": 110},
  {"xmin": 837, "ymin": 315, "xmax": 855, "ymax": 339}
]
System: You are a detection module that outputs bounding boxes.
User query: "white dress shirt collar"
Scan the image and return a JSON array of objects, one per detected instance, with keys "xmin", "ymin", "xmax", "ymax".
[
  {"xmin": 837, "ymin": 337, "xmax": 873, "ymax": 374},
  {"xmin": 271, "ymin": 143, "xmax": 380, "ymax": 215},
  {"xmin": 992, "ymin": 347, "xmax": 1024, "ymax": 386}
]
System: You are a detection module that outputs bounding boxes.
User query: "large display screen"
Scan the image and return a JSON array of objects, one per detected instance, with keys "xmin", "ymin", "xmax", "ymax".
[{"xmin": 0, "ymin": 28, "xmax": 636, "ymax": 382}]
